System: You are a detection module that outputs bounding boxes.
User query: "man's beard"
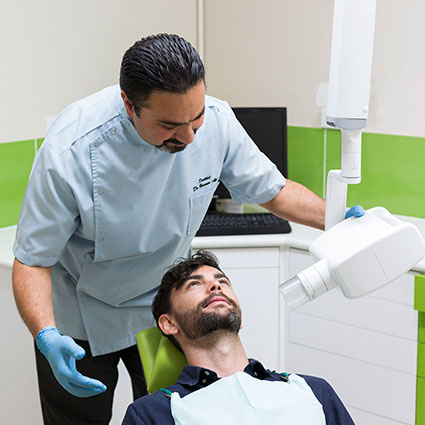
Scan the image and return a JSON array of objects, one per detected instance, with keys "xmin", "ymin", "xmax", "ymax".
[
  {"xmin": 173, "ymin": 293, "xmax": 242, "ymax": 340},
  {"xmin": 156, "ymin": 138, "xmax": 187, "ymax": 154}
]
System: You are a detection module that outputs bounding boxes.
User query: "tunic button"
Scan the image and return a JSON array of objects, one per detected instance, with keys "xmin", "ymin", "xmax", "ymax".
[
  {"xmin": 201, "ymin": 379, "xmax": 207, "ymax": 384},
  {"xmin": 110, "ymin": 128, "xmax": 117, "ymax": 136},
  {"xmin": 97, "ymin": 188, "xmax": 104, "ymax": 195},
  {"xmin": 99, "ymin": 237, "xmax": 104, "ymax": 242},
  {"xmin": 254, "ymin": 371, "xmax": 258, "ymax": 377},
  {"xmin": 93, "ymin": 142, "xmax": 99, "ymax": 148},
  {"xmin": 204, "ymin": 371, "xmax": 210, "ymax": 376}
]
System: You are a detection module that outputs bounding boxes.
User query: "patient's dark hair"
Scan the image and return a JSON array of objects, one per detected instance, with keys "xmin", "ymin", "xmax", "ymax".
[
  {"xmin": 152, "ymin": 250, "xmax": 223, "ymax": 347},
  {"xmin": 120, "ymin": 33, "xmax": 205, "ymax": 115}
]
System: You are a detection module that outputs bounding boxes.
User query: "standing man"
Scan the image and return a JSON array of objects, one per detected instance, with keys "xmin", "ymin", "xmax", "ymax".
[{"xmin": 13, "ymin": 33, "xmax": 327, "ymax": 424}]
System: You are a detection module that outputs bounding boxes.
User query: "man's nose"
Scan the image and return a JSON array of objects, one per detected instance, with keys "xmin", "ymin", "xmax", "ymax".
[
  {"xmin": 174, "ymin": 125, "xmax": 195, "ymax": 144},
  {"xmin": 208, "ymin": 282, "xmax": 222, "ymax": 292}
]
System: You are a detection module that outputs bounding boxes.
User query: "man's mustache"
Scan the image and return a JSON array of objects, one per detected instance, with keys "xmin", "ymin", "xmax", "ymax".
[
  {"xmin": 159, "ymin": 128, "xmax": 198, "ymax": 147},
  {"xmin": 159, "ymin": 138, "xmax": 184, "ymax": 147},
  {"xmin": 200, "ymin": 292, "xmax": 237, "ymax": 309}
]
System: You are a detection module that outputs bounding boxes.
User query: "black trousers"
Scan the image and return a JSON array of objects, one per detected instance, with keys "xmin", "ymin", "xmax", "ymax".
[{"xmin": 34, "ymin": 339, "xmax": 147, "ymax": 425}]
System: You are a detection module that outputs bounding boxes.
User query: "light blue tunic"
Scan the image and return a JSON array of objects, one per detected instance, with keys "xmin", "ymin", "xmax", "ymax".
[{"xmin": 14, "ymin": 85, "xmax": 285, "ymax": 355}]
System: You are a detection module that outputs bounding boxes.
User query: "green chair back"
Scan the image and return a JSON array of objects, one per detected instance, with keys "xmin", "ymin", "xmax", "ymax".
[{"xmin": 136, "ymin": 327, "xmax": 187, "ymax": 393}]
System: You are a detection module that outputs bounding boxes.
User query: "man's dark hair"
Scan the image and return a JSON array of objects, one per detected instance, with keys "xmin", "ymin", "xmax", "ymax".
[
  {"xmin": 120, "ymin": 33, "xmax": 205, "ymax": 114},
  {"xmin": 152, "ymin": 250, "xmax": 224, "ymax": 349}
]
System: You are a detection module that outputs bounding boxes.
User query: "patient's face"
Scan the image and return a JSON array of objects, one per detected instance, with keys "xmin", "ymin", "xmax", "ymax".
[{"xmin": 169, "ymin": 265, "xmax": 242, "ymax": 340}]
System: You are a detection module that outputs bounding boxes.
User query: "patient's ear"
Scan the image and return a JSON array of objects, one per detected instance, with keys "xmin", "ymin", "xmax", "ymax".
[{"xmin": 158, "ymin": 314, "xmax": 179, "ymax": 336}]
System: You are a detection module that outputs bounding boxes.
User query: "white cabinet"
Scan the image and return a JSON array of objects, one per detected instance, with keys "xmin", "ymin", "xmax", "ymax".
[
  {"xmin": 287, "ymin": 248, "xmax": 418, "ymax": 425},
  {"xmin": 202, "ymin": 247, "xmax": 281, "ymax": 370}
]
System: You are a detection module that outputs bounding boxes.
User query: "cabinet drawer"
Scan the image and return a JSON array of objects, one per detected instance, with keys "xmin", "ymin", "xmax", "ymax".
[
  {"xmin": 348, "ymin": 406, "xmax": 409, "ymax": 425},
  {"xmin": 297, "ymin": 288, "xmax": 418, "ymax": 341},
  {"xmin": 288, "ymin": 248, "xmax": 314, "ymax": 275},
  {"xmin": 290, "ymin": 311, "xmax": 417, "ymax": 374},
  {"xmin": 288, "ymin": 344, "xmax": 416, "ymax": 424},
  {"xmin": 370, "ymin": 271, "xmax": 416, "ymax": 306}
]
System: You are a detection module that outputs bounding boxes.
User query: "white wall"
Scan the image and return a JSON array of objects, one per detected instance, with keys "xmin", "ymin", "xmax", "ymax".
[
  {"xmin": 371, "ymin": 0, "xmax": 425, "ymax": 137},
  {"xmin": 203, "ymin": 0, "xmax": 425, "ymax": 137},
  {"xmin": 204, "ymin": 0, "xmax": 332, "ymax": 124},
  {"xmin": 3, "ymin": 0, "xmax": 424, "ymax": 140},
  {"xmin": 0, "ymin": 0, "xmax": 198, "ymax": 142}
]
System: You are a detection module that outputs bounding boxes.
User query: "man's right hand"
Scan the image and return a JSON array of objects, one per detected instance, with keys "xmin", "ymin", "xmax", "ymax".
[{"xmin": 36, "ymin": 327, "xmax": 107, "ymax": 398}]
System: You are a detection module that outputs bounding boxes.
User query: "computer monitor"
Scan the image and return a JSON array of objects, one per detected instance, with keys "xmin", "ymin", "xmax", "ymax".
[{"xmin": 214, "ymin": 106, "xmax": 288, "ymax": 200}]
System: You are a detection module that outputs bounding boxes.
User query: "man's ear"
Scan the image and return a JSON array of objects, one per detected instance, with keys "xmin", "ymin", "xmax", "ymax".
[
  {"xmin": 158, "ymin": 314, "xmax": 179, "ymax": 336},
  {"xmin": 121, "ymin": 90, "xmax": 135, "ymax": 118}
]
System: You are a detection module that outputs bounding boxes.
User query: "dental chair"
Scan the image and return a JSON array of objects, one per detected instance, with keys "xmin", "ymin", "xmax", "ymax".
[{"xmin": 136, "ymin": 327, "xmax": 187, "ymax": 393}]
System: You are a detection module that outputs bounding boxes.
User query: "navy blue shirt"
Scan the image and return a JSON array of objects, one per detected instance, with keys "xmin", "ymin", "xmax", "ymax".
[{"xmin": 122, "ymin": 359, "xmax": 355, "ymax": 425}]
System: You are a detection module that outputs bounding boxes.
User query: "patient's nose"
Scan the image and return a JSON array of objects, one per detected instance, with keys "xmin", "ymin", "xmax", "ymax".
[{"xmin": 209, "ymin": 282, "xmax": 222, "ymax": 292}]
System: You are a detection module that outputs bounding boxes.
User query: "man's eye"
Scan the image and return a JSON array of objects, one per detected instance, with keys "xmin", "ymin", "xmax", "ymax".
[
  {"xmin": 188, "ymin": 281, "xmax": 200, "ymax": 287},
  {"xmin": 161, "ymin": 125, "xmax": 175, "ymax": 130},
  {"xmin": 219, "ymin": 280, "xmax": 230, "ymax": 286}
]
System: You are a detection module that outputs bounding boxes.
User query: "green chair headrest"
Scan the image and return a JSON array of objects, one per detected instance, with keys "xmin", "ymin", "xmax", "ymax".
[{"xmin": 136, "ymin": 327, "xmax": 187, "ymax": 394}]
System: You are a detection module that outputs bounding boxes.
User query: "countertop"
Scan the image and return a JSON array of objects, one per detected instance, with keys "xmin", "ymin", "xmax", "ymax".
[{"xmin": 2, "ymin": 214, "xmax": 425, "ymax": 272}]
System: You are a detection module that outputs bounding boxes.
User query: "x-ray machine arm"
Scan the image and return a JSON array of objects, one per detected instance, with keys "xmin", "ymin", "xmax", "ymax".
[{"xmin": 325, "ymin": 0, "xmax": 377, "ymax": 229}]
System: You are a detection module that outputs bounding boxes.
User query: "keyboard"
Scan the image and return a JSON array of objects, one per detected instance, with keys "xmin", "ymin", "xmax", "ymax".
[{"xmin": 196, "ymin": 212, "xmax": 291, "ymax": 236}]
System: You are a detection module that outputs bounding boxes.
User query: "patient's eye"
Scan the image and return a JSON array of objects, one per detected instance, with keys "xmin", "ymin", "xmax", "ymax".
[
  {"xmin": 187, "ymin": 280, "xmax": 201, "ymax": 288},
  {"xmin": 219, "ymin": 279, "xmax": 230, "ymax": 286}
]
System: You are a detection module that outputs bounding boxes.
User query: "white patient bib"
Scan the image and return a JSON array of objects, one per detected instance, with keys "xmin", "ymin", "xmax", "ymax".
[{"xmin": 170, "ymin": 372, "xmax": 326, "ymax": 425}]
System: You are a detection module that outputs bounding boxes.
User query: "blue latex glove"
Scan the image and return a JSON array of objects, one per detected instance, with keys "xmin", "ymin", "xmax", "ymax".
[
  {"xmin": 36, "ymin": 327, "xmax": 107, "ymax": 398},
  {"xmin": 345, "ymin": 205, "xmax": 365, "ymax": 219}
]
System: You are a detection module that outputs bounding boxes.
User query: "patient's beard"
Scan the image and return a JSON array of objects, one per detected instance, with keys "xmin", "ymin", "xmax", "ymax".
[{"xmin": 174, "ymin": 294, "xmax": 242, "ymax": 341}]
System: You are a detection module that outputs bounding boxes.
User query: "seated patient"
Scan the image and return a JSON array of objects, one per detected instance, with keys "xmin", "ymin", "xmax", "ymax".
[{"xmin": 122, "ymin": 250, "xmax": 354, "ymax": 425}]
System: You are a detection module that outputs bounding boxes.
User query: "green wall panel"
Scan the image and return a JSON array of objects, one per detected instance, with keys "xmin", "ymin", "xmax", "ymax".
[
  {"xmin": 417, "ymin": 376, "xmax": 425, "ymax": 425},
  {"xmin": 0, "ymin": 140, "xmax": 34, "ymax": 227},
  {"xmin": 418, "ymin": 314, "xmax": 425, "ymax": 345},
  {"xmin": 348, "ymin": 133, "xmax": 425, "ymax": 217},
  {"xmin": 1, "ymin": 128, "xmax": 425, "ymax": 229},
  {"xmin": 418, "ymin": 342, "xmax": 425, "ymax": 378},
  {"xmin": 415, "ymin": 275, "xmax": 425, "ymax": 314},
  {"xmin": 324, "ymin": 128, "xmax": 341, "ymax": 172},
  {"xmin": 287, "ymin": 126, "xmax": 324, "ymax": 197},
  {"xmin": 322, "ymin": 129, "xmax": 425, "ymax": 217},
  {"xmin": 415, "ymin": 275, "xmax": 425, "ymax": 425}
]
